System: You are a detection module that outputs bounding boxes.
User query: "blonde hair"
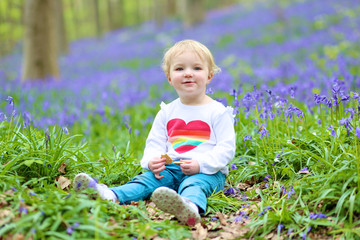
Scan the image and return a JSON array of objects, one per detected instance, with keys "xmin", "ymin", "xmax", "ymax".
[{"xmin": 161, "ymin": 39, "xmax": 221, "ymax": 77}]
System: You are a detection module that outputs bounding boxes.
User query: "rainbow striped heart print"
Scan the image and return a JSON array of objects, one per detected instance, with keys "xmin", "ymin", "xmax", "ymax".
[{"xmin": 167, "ymin": 118, "xmax": 211, "ymax": 154}]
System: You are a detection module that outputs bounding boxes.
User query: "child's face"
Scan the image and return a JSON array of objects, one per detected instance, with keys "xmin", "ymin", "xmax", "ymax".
[{"xmin": 167, "ymin": 50, "xmax": 213, "ymax": 104}]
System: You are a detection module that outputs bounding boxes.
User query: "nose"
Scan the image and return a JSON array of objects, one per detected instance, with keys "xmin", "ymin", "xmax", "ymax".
[{"xmin": 183, "ymin": 70, "xmax": 193, "ymax": 77}]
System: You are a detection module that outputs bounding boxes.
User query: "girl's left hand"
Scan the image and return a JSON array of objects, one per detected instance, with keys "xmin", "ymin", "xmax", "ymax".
[{"xmin": 180, "ymin": 160, "xmax": 200, "ymax": 176}]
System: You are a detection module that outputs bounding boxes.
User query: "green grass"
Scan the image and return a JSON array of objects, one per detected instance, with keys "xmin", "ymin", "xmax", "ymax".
[{"xmin": 1, "ymin": 92, "xmax": 359, "ymax": 239}]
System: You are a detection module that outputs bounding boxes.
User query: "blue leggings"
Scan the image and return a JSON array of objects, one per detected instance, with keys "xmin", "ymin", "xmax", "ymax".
[{"xmin": 110, "ymin": 164, "xmax": 226, "ymax": 214}]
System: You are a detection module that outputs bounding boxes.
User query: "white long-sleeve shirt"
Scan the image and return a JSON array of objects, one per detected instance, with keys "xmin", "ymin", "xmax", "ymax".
[{"xmin": 140, "ymin": 98, "xmax": 236, "ymax": 175}]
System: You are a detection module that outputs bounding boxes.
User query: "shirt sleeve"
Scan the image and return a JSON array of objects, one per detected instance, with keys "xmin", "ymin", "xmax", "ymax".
[
  {"xmin": 140, "ymin": 106, "xmax": 168, "ymax": 170},
  {"xmin": 196, "ymin": 107, "xmax": 236, "ymax": 175}
]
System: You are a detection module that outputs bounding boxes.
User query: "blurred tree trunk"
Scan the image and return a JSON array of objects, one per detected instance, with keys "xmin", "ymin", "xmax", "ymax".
[
  {"xmin": 55, "ymin": 0, "xmax": 68, "ymax": 54},
  {"xmin": 154, "ymin": 0, "xmax": 166, "ymax": 28},
  {"xmin": 180, "ymin": 0, "xmax": 205, "ymax": 27},
  {"xmin": 93, "ymin": 0, "xmax": 102, "ymax": 38},
  {"xmin": 167, "ymin": 0, "xmax": 177, "ymax": 17},
  {"xmin": 109, "ymin": 0, "xmax": 125, "ymax": 30},
  {"xmin": 22, "ymin": 0, "xmax": 59, "ymax": 82}
]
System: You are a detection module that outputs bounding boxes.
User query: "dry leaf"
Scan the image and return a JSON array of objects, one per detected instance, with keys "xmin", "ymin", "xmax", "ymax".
[
  {"xmin": 192, "ymin": 223, "xmax": 208, "ymax": 240},
  {"xmin": 57, "ymin": 176, "xmax": 71, "ymax": 190},
  {"xmin": 58, "ymin": 162, "xmax": 67, "ymax": 174},
  {"xmin": 216, "ymin": 212, "xmax": 228, "ymax": 226}
]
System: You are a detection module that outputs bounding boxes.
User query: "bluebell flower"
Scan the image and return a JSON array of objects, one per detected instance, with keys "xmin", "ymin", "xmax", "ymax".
[
  {"xmin": 259, "ymin": 125, "xmax": 269, "ymax": 139},
  {"xmin": 309, "ymin": 213, "xmax": 327, "ymax": 219},
  {"xmin": 61, "ymin": 126, "xmax": 69, "ymax": 135},
  {"xmin": 356, "ymin": 127, "xmax": 360, "ymax": 138},
  {"xmin": 11, "ymin": 187, "xmax": 18, "ymax": 192},
  {"xmin": 317, "ymin": 119, "xmax": 321, "ymax": 126},
  {"xmin": 234, "ymin": 211, "xmax": 248, "ymax": 223},
  {"xmin": 341, "ymin": 95, "xmax": 350, "ymax": 102},
  {"xmin": 23, "ymin": 111, "xmax": 31, "ymax": 128},
  {"xmin": 67, "ymin": 227, "xmax": 74, "ymax": 235},
  {"xmin": 263, "ymin": 175, "xmax": 270, "ymax": 181},
  {"xmin": 223, "ymin": 187, "xmax": 236, "ymax": 195},
  {"xmin": 259, "ymin": 205, "xmax": 271, "ymax": 215},
  {"xmin": 19, "ymin": 206, "xmax": 28, "ymax": 214},
  {"xmin": 252, "ymin": 119, "xmax": 259, "ymax": 126},
  {"xmin": 345, "ymin": 107, "xmax": 355, "ymax": 120},
  {"xmin": 112, "ymin": 145, "xmax": 116, "ymax": 153},
  {"xmin": 0, "ymin": 112, "xmax": 6, "ymax": 122},
  {"xmin": 206, "ymin": 88, "xmax": 214, "ymax": 95},
  {"xmin": 277, "ymin": 224, "xmax": 284, "ymax": 232},
  {"xmin": 352, "ymin": 92, "xmax": 359, "ymax": 99},
  {"xmin": 300, "ymin": 167, "xmax": 308, "ymax": 172},
  {"xmin": 244, "ymin": 135, "xmax": 252, "ymax": 146},
  {"xmin": 340, "ymin": 118, "xmax": 353, "ymax": 134},
  {"xmin": 5, "ymin": 96, "xmax": 13, "ymax": 106},
  {"xmin": 230, "ymin": 163, "xmax": 238, "ymax": 170},
  {"xmin": 287, "ymin": 186, "xmax": 295, "ymax": 199},
  {"xmin": 327, "ymin": 125, "xmax": 336, "ymax": 137}
]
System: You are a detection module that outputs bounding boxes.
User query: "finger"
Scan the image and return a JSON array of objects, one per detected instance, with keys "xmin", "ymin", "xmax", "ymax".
[
  {"xmin": 154, "ymin": 173, "xmax": 164, "ymax": 179},
  {"xmin": 153, "ymin": 165, "xmax": 166, "ymax": 174}
]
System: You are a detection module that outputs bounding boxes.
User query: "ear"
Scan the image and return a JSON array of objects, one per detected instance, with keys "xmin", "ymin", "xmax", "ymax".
[
  {"xmin": 167, "ymin": 74, "xmax": 173, "ymax": 85},
  {"xmin": 207, "ymin": 72, "xmax": 214, "ymax": 84}
]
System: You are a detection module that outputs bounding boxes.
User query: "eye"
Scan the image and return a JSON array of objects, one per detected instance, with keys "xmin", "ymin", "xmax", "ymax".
[
  {"xmin": 194, "ymin": 67, "xmax": 202, "ymax": 70},
  {"xmin": 175, "ymin": 67, "xmax": 183, "ymax": 71}
]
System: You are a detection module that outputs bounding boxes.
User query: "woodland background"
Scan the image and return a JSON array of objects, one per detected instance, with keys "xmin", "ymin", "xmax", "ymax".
[{"xmin": 0, "ymin": 0, "xmax": 360, "ymax": 239}]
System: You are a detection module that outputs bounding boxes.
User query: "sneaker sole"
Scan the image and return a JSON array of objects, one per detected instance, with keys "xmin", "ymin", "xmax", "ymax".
[{"xmin": 152, "ymin": 187, "xmax": 200, "ymax": 226}]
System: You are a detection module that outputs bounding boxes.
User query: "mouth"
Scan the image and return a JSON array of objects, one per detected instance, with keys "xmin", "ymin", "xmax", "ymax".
[{"xmin": 183, "ymin": 81, "xmax": 195, "ymax": 84}]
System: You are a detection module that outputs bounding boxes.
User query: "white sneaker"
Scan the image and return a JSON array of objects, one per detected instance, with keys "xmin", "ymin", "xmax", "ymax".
[
  {"xmin": 73, "ymin": 173, "xmax": 117, "ymax": 202},
  {"xmin": 152, "ymin": 187, "xmax": 201, "ymax": 226}
]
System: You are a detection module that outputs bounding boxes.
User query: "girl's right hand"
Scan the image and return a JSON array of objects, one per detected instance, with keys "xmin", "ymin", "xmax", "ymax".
[{"xmin": 148, "ymin": 156, "xmax": 166, "ymax": 179}]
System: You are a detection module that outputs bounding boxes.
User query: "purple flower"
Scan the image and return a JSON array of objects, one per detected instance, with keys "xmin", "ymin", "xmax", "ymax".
[
  {"xmin": 223, "ymin": 187, "xmax": 236, "ymax": 195},
  {"xmin": 112, "ymin": 145, "xmax": 116, "ymax": 153},
  {"xmin": 244, "ymin": 135, "xmax": 252, "ymax": 146},
  {"xmin": 11, "ymin": 187, "xmax": 18, "ymax": 192},
  {"xmin": 341, "ymin": 95, "xmax": 350, "ymax": 102},
  {"xmin": 234, "ymin": 211, "xmax": 248, "ymax": 223},
  {"xmin": 206, "ymin": 88, "xmax": 214, "ymax": 95},
  {"xmin": 309, "ymin": 213, "xmax": 327, "ymax": 219},
  {"xmin": 277, "ymin": 224, "xmax": 284, "ymax": 232},
  {"xmin": 259, "ymin": 125, "xmax": 269, "ymax": 139},
  {"xmin": 230, "ymin": 163, "xmax": 238, "ymax": 170},
  {"xmin": 300, "ymin": 167, "xmax": 308, "ymax": 172},
  {"xmin": 19, "ymin": 206, "xmax": 28, "ymax": 214},
  {"xmin": 67, "ymin": 227, "xmax": 74, "ymax": 235},
  {"xmin": 252, "ymin": 119, "xmax": 259, "ymax": 126},
  {"xmin": 0, "ymin": 112, "xmax": 7, "ymax": 122},
  {"xmin": 317, "ymin": 119, "xmax": 321, "ymax": 126},
  {"xmin": 263, "ymin": 175, "xmax": 270, "ymax": 181},
  {"xmin": 356, "ymin": 127, "xmax": 360, "ymax": 138},
  {"xmin": 340, "ymin": 118, "xmax": 353, "ymax": 134},
  {"xmin": 327, "ymin": 125, "xmax": 336, "ymax": 137},
  {"xmin": 345, "ymin": 107, "xmax": 355, "ymax": 120},
  {"xmin": 259, "ymin": 205, "xmax": 271, "ymax": 215},
  {"xmin": 61, "ymin": 126, "xmax": 69, "ymax": 135},
  {"xmin": 287, "ymin": 186, "xmax": 295, "ymax": 199},
  {"xmin": 5, "ymin": 96, "xmax": 13, "ymax": 106}
]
